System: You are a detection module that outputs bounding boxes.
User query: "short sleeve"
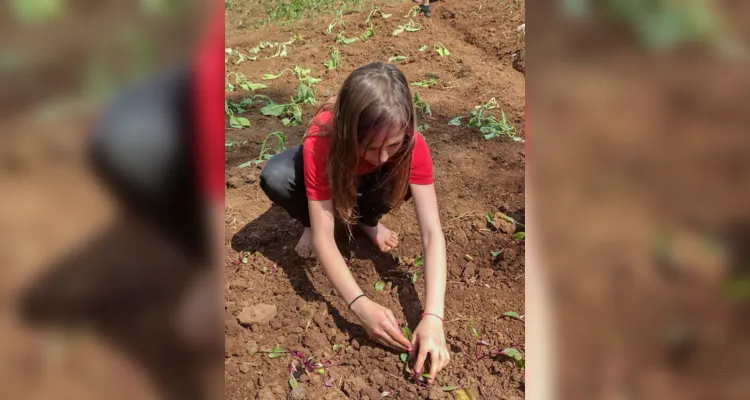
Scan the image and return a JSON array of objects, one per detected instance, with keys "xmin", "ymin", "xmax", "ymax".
[
  {"xmin": 409, "ymin": 132, "xmax": 434, "ymax": 185},
  {"xmin": 303, "ymin": 111, "xmax": 334, "ymax": 200}
]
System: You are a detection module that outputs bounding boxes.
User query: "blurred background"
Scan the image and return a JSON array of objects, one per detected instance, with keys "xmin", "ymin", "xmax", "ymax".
[
  {"xmin": 0, "ymin": 0, "xmax": 222, "ymax": 399},
  {"xmin": 528, "ymin": 0, "xmax": 750, "ymax": 399}
]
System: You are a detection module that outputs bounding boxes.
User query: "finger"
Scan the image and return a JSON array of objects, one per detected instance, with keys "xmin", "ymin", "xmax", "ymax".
[
  {"xmin": 383, "ymin": 319, "xmax": 411, "ymax": 351},
  {"xmin": 376, "ymin": 332, "xmax": 402, "ymax": 351},
  {"xmin": 413, "ymin": 346, "xmax": 428, "ymax": 375},
  {"xmin": 428, "ymin": 350, "xmax": 440, "ymax": 382},
  {"xmin": 442, "ymin": 349, "xmax": 451, "ymax": 370}
]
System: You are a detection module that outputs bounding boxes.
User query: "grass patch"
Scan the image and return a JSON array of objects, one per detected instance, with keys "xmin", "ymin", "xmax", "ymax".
[{"xmin": 263, "ymin": 0, "xmax": 366, "ymax": 25}]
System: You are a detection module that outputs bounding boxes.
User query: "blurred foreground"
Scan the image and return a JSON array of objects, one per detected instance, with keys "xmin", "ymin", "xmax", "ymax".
[
  {"xmin": 528, "ymin": 0, "xmax": 750, "ymax": 399},
  {"xmin": 0, "ymin": 1, "xmax": 223, "ymax": 399}
]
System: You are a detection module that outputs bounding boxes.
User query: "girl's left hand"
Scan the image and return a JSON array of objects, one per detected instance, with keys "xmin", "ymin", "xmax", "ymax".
[{"xmin": 410, "ymin": 315, "xmax": 450, "ymax": 383}]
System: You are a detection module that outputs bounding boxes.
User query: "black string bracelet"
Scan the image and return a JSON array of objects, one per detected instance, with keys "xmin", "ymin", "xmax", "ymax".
[{"xmin": 348, "ymin": 294, "xmax": 367, "ymax": 309}]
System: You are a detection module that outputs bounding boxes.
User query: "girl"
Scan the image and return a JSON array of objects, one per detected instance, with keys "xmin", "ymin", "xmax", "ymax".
[{"xmin": 260, "ymin": 62, "xmax": 450, "ymax": 381}]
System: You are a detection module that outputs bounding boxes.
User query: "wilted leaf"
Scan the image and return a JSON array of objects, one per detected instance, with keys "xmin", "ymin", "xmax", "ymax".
[
  {"xmin": 419, "ymin": 45, "xmax": 428, "ymax": 51},
  {"xmin": 449, "ymin": 116, "xmax": 464, "ymax": 126},
  {"xmin": 388, "ymin": 55, "xmax": 407, "ymax": 63},
  {"xmin": 434, "ymin": 43, "xmax": 451, "ymax": 56},
  {"xmin": 503, "ymin": 311, "xmax": 521, "ymax": 319},
  {"xmin": 261, "ymin": 103, "xmax": 287, "ymax": 117},
  {"xmin": 360, "ymin": 24, "xmax": 375, "ymax": 40},
  {"xmin": 442, "ymin": 385, "xmax": 460, "ymax": 392}
]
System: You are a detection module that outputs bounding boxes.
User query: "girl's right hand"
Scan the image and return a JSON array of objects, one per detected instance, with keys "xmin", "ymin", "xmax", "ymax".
[{"xmin": 351, "ymin": 297, "xmax": 412, "ymax": 352}]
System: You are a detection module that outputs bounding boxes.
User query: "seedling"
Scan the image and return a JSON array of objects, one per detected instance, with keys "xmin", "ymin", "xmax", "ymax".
[
  {"xmin": 294, "ymin": 82, "xmax": 317, "ymax": 105},
  {"xmin": 434, "ymin": 43, "xmax": 451, "ymax": 57},
  {"xmin": 225, "ymin": 48, "xmax": 257, "ymax": 64},
  {"xmin": 388, "ymin": 55, "xmax": 408, "ymax": 63},
  {"xmin": 404, "ymin": 5, "xmax": 420, "ymax": 18},
  {"xmin": 470, "ymin": 325, "xmax": 525, "ymax": 370},
  {"xmin": 263, "ymin": 66, "xmax": 322, "ymax": 86},
  {"xmin": 225, "ymin": 139, "xmax": 248, "ymax": 148},
  {"xmin": 225, "ymin": 72, "xmax": 267, "ymax": 92},
  {"xmin": 418, "ymin": 45, "xmax": 428, "ymax": 52},
  {"xmin": 375, "ymin": 280, "xmax": 386, "ymax": 292},
  {"xmin": 491, "ymin": 231, "xmax": 525, "ymax": 259},
  {"xmin": 417, "ymin": 123, "xmax": 429, "ymax": 131},
  {"xmin": 413, "ymin": 92, "xmax": 432, "ymax": 116},
  {"xmin": 365, "ymin": 5, "xmax": 392, "ymax": 23},
  {"xmin": 411, "ymin": 78, "xmax": 437, "ymax": 88},
  {"xmin": 238, "ymin": 131, "xmax": 286, "ymax": 168},
  {"xmin": 324, "ymin": 46, "xmax": 341, "ymax": 70},
  {"xmin": 449, "ymin": 98, "xmax": 522, "ymax": 142},
  {"xmin": 336, "ymin": 31, "xmax": 359, "ymax": 45},
  {"xmin": 326, "ymin": 7, "xmax": 345, "ymax": 35},
  {"xmin": 261, "ymin": 344, "xmax": 350, "ymax": 391},
  {"xmin": 360, "ymin": 24, "xmax": 375, "ymax": 41},
  {"xmin": 502, "ymin": 311, "xmax": 524, "ymax": 321},
  {"xmin": 392, "ymin": 20, "xmax": 422, "ymax": 36}
]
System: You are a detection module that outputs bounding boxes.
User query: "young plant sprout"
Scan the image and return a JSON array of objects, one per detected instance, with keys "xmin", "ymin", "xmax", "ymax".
[{"xmin": 261, "ymin": 344, "xmax": 350, "ymax": 390}]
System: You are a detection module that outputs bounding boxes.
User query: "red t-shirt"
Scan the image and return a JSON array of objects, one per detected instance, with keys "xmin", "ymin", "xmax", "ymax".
[{"xmin": 303, "ymin": 110, "xmax": 434, "ymax": 201}]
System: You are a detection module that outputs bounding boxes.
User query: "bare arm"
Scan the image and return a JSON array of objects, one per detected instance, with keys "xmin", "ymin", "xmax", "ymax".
[
  {"xmin": 308, "ymin": 199, "xmax": 362, "ymax": 303},
  {"xmin": 410, "ymin": 183, "xmax": 447, "ymax": 317}
]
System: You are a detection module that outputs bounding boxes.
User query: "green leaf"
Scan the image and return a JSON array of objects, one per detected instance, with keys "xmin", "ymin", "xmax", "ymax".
[
  {"xmin": 513, "ymin": 232, "xmax": 526, "ymax": 241},
  {"xmin": 411, "ymin": 271, "xmax": 419, "ymax": 284},
  {"xmin": 414, "ymin": 255, "xmax": 424, "ymax": 267},
  {"xmin": 375, "ymin": 280, "xmax": 386, "ymax": 292},
  {"xmin": 402, "ymin": 325, "xmax": 413, "ymax": 341},
  {"xmin": 400, "ymin": 353, "xmax": 408, "ymax": 363},
  {"xmin": 268, "ymin": 344, "xmax": 285, "ymax": 358},
  {"xmin": 419, "ymin": 45, "xmax": 428, "ymax": 51},
  {"xmin": 261, "ymin": 103, "xmax": 287, "ymax": 117},
  {"xmin": 491, "ymin": 250, "xmax": 503, "ymax": 258},
  {"xmin": 503, "ymin": 311, "xmax": 521, "ymax": 319},
  {"xmin": 242, "ymin": 252, "xmax": 249, "ymax": 263},
  {"xmin": 392, "ymin": 26, "xmax": 405, "ymax": 36},
  {"xmin": 263, "ymin": 70, "xmax": 292, "ymax": 80},
  {"xmin": 388, "ymin": 55, "xmax": 407, "ymax": 63},
  {"xmin": 422, "ymin": 373, "xmax": 432, "ymax": 379},
  {"xmin": 434, "ymin": 43, "xmax": 451, "ymax": 56},
  {"xmin": 242, "ymin": 82, "xmax": 267, "ymax": 90},
  {"xmin": 360, "ymin": 24, "xmax": 375, "ymax": 41},
  {"xmin": 237, "ymin": 161, "xmax": 254, "ymax": 168},
  {"xmin": 235, "ymin": 116, "xmax": 250, "ymax": 127},
  {"xmin": 229, "ymin": 114, "xmax": 241, "ymax": 129},
  {"xmin": 442, "ymin": 385, "xmax": 460, "ymax": 392},
  {"xmin": 289, "ymin": 376, "xmax": 298, "ymax": 390},
  {"xmin": 449, "ymin": 116, "xmax": 464, "ymax": 126},
  {"xmin": 336, "ymin": 31, "xmax": 359, "ymax": 45},
  {"xmin": 411, "ymin": 78, "xmax": 437, "ymax": 88},
  {"xmin": 465, "ymin": 254, "xmax": 474, "ymax": 261},
  {"xmin": 470, "ymin": 326, "xmax": 479, "ymax": 338},
  {"xmin": 501, "ymin": 347, "xmax": 523, "ymax": 360},
  {"xmin": 332, "ymin": 344, "xmax": 342, "ymax": 352},
  {"xmin": 315, "ymin": 368, "xmax": 326, "ymax": 375}
]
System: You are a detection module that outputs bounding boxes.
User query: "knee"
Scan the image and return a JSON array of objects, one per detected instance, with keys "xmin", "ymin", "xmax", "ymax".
[{"xmin": 259, "ymin": 155, "xmax": 295, "ymax": 202}]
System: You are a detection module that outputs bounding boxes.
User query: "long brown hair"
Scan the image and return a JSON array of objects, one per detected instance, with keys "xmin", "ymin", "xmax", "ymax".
[{"xmin": 306, "ymin": 62, "xmax": 417, "ymax": 227}]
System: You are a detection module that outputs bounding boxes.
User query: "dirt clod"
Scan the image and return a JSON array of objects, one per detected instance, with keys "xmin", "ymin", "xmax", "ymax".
[
  {"xmin": 494, "ymin": 214, "xmax": 516, "ymax": 234},
  {"xmin": 429, "ymin": 385, "xmax": 448, "ymax": 399},
  {"xmin": 246, "ymin": 339, "xmax": 259, "ymax": 355},
  {"xmin": 479, "ymin": 268, "xmax": 495, "ymax": 280},
  {"xmin": 244, "ymin": 173, "xmax": 257, "ymax": 184},
  {"xmin": 239, "ymin": 363, "xmax": 250, "ymax": 374},
  {"xmin": 237, "ymin": 304, "xmax": 278, "ymax": 326},
  {"xmin": 227, "ymin": 175, "xmax": 245, "ymax": 188},
  {"xmin": 361, "ymin": 386, "xmax": 382, "ymax": 400},
  {"xmin": 289, "ymin": 387, "xmax": 307, "ymax": 400},
  {"xmin": 303, "ymin": 330, "xmax": 329, "ymax": 356},
  {"xmin": 462, "ymin": 263, "xmax": 477, "ymax": 279},
  {"xmin": 313, "ymin": 303, "xmax": 329, "ymax": 328},
  {"xmin": 256, "ymin": 387, "xmax": 275, "ymax": 400}
]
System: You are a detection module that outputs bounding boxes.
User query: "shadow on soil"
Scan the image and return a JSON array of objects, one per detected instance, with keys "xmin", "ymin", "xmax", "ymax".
[
  {"xmin": 231, "ymin": 205, "xmax": 425, "ymax": 350},
  {"xmin": 16, "ymin": 217, "xmax": 220, "ymax": 400}
]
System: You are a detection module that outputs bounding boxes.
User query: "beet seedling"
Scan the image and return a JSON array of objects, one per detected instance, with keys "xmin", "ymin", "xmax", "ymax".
[
  {"xmin": 238, "ymin": 131, "xmax": 286, "ymax": 168},
  {"xmin": 360, "ymin": 24, "xmax": 376, "ymax": 41},
  {"xmin": 469, "ymin": 325, "xmax": 525, "ymax": 370},
  {"xmin": 225, "ymin": 72, "xmax": 267, "ymax": 92},
  {"xmin": 404, "ymin": 5, "xmax": 420, "ymax": 18},
  {"xmin": 365, "ymin": 5, "xmax": 392, "ymax": 23},
  {"xmin": 261, "ymin": 344, "xmax": 350, "ymax": 390},
  {"xmin": 413, "ymin": 92, "xmax": 432, "ymax": 116},
  {"xmin": 392, "ymin": 20, "xmax": 422, "ymax": 36},
  {"xmin": 411, "ymin": 78, "xmax": 438, "ymax": 88},
  {"xmin": 225, "ymin": 48, "xmax": 257, "ymax": 65},
  {"xmin": 449, "ymin": 98, "xmax": 522, "ymax": 142},
  {"xmin": 434, "ymin": 43, "xmax": 451, "ymax": 57},
  {"xmin": 326, "ymin": 6, "xmax": 345, "ymax": 35},
  {"xmin": 335, "ymin": 31, "xmax": 359, "ymax": 45},
  {"xmin": 324, "ymin": 46, "xmax": 341, "ymax": 70},
  {"xmin": 419, "ymin": 45, "xmax": 428, "ymax": 52},
  {"xmin": 388, "ymin": 55, "xmax": 408, "ymax": 63}
]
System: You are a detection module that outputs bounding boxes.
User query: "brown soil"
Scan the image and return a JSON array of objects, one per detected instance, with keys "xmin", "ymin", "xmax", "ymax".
[{"xmin": 225, "ymin": 1, "xmax": 526, "ymax": 399}]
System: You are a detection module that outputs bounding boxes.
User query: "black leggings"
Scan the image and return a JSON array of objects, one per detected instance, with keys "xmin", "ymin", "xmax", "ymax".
[{"xmin": 260, "ymin": 145, "xmax": 404, "ymax": 228}]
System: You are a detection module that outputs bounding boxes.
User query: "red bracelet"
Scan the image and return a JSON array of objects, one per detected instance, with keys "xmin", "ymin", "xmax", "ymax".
[{"xmin": 421, "ymin": 313, "xmax": 444, "ymax": 322}]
